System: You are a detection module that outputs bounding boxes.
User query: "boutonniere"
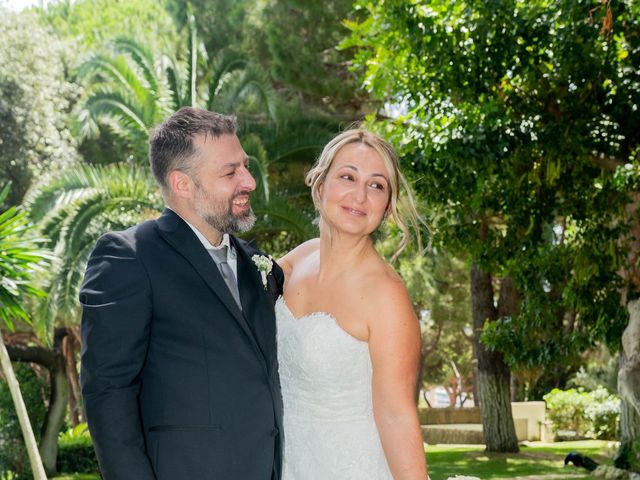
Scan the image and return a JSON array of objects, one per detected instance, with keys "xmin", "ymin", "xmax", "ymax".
[{"xmin": 252, "ymin": 254, "xmax": 273, "ymax": 289}]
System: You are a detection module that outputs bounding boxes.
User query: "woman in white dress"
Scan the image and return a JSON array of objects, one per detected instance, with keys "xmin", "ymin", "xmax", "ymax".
[{"xmin": 277, "ymin": 129, "xmax": 428, "ymax": 479}]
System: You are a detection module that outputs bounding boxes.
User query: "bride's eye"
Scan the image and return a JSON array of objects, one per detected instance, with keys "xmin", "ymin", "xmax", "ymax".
[
  {"xmin": 369, "ymin": 182, "xmax": 387, "ymax": 192},
  {"xmin": 339, "ymin": 174, "xmax": 354, "ymax": 181}
]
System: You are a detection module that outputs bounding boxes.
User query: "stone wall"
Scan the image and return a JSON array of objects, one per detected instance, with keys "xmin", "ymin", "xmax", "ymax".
[{"xmin": 420, "ymin": 401, "xmax": 548, "ymax": 443}]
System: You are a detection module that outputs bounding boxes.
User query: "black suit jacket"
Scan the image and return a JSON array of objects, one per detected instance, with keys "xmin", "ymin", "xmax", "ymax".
[{"xmin": 80, "ymin": 209, "xmax": 284, "ymax": 480}]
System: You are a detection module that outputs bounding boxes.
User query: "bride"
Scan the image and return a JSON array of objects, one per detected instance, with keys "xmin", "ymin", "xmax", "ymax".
[{"xmin": 277, "ymin": 129, "xmax": 428, "ymax": 479}]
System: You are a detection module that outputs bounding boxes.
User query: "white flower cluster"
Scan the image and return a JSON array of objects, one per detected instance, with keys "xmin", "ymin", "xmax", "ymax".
[{"xmin": 252, "ymin": 254, "xmax": 273, "ymax": 289}]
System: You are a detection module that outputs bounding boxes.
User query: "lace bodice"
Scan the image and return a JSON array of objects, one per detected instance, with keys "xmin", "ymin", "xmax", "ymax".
[{"xmin": 276, "ymin": 297, "xmax": 393, "ymax": 479}]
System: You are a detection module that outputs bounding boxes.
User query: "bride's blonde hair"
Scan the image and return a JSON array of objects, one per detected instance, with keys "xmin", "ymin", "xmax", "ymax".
[{"xmin": 305, "ymin": 128, "xmax": 422, "ymax": 260}]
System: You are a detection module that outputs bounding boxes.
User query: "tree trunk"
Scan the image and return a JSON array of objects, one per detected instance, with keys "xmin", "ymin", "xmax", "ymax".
[
  {"xmin": 416, "ymin": 321, "xmax": 443, "ymax": 404},
  {"xmin": 62, "ymin": 327, "xmax": 82, "ymax": 425},
  {"xmin": 7, "ymin": 328, "xmax": 70, "ymax": 475},
  {"xmin": 471, "ymin": 262, "xmax": 519, "ymax": 452},
  {"xmin": 510, "ymin": 374, "xmax": 520, "ymax": 402},
  {"xmin": 0, "ymin": 330, "xmax": 48, "ymax": 480},
  {"xmin": 617, "ymin": 395, "xmax": 640, "ymax": 472},
  {"xmin": 617, "ymin": 299, "xmax": 640, "ymax": 472},
  {"xmin": 499, "ymin": 278, "xmax": 522, "ymax": 405}
]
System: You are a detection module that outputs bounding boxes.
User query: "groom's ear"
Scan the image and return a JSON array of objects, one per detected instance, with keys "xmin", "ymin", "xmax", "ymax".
[{"xmin": 168, "ymin": 170, "xmax": 193, "ymax": 199}]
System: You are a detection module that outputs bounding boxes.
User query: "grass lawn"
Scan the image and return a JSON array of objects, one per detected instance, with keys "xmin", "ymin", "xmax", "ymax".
[
  {"xmin": 426, "ymin": 440, "xmax": 616, "ymax": 480},
  {"xmin": 53, "ymin": 475, "xmax": 100, "ymax": 479},
  {"xmin": 51, "ymin": 440, "xmax": 615, "ymax": 480}
]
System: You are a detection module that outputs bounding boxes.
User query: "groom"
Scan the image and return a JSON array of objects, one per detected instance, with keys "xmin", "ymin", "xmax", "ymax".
[{"xmin": 79, "ymin": 107, "xmax": 284, "ymax": 480}]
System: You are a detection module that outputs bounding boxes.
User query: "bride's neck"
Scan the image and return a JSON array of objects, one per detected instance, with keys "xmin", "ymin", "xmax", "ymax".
[{"xmin": 317, "ymin": 228, "xmax": 375, "ymax": 278}]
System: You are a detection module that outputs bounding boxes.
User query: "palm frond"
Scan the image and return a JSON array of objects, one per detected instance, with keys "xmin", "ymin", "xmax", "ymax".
[
  {"xmin": 163, "ymin": 54, "xmax": 185, "ymax": 110},
  {"xmin": 241, "ymin": 134, "xmax": 270, "ymax": 202},
  {"xmin": 0, "ymin": 195, "xmax": 51, "ymax": 330},
  {"xmin": 77, "ymin": 54, "xmax": 150, "ymax": 105},
  {"xmin": 83, "ymin": 89, "xmax": 150, "ymax": 138},
  {"xmin": 185, "ymin": 7, "xmax": 198, "ymax": 108},
  {"xmin": 232, "ymin": 64, "xmax": 280, "ymax": 124},
  {"xmin": 112, "ymin": 37, "xmax": 159, "ymax": 96},
  {"xmin": 26, "ymin": 165, "xmax": 161, "ymax": 330},
  {"xmin": 252, "ymin": 195, "xmax": 315, "ymax": 242},
  {"xmin": 244, "ymin": 120, "xmax": 332, "ymax": 164},
  {"xmin": 206, "ymin": 51, "xmax": 249, "ymax": 110}
]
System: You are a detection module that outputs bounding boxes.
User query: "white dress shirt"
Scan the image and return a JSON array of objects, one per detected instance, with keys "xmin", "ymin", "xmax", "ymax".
[{"xmin": 167, "ymin": 208, "xmax": 238, "ymax": 279}]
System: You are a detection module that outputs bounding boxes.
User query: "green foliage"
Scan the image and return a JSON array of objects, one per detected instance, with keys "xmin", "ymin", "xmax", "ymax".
[
  {"xmin": 544, "ymin": 387, "xmax": 620, "ymax": 440},
  {"xmin": 415, "ymin": 254, "xmax": 474, "ymax": 397},
  {"xmin": 58, "ymin": 423, "xmax": 92, "ymax": 448},
  {"xmin": 50, "ymin": 475, "xmax": 99, "ymax": 480},
  {"xmin": 262, "ymin": 0, "xmax": 366, "ymax": 113},
  {"xmin": 587, "ymin": 387, "xmax": 621, "ymax": 440},
  {"xmin": 167, "ymin": 0, "xmax": 255, "ymax": 56},
  {"xmin": 56, "ymin": 423, "xmax": 98, "ymax": 474},
  {"xmin": 0, "ymin": 10, "xmax": 79, "ymax": 204},
  {"xmin": 42, "ymin": 0, "xmax": 178, "ymax": 52},
  {"xmin": 0, "ymin": 185, "xmax": 50, "ymax": 331},
  {"xmin": 25, "ymin": 164, "xmax": 162, "ymax": 332},
  {"xmin": 346, "ymin": 0, "xmax": 639, "ymax": 378},
  {"xmin": 73, "ymin": 37, "xmax": 175, "ymax": 162},
  {"xmin": 568, "ymin": 347, "xmax": 618, "ymax": 394},
  {"xmin": 0, "ymin": 364, "xmax": 47, "ymax": 479},
  {"xmin": 74, "ymin": 28, "xmax": 285, "ymax": 163},
  {"xmin": 167, "ymin": 0, "xmax": 368, "ymax": 116}
]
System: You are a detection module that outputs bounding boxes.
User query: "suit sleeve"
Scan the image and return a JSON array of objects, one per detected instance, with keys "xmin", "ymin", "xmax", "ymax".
[
  {"xmin": 265, "ymin": 257, "xmax": 284, "ymax": 305},
  {"xmin": 79, "ymin": 232, "xmax": 156, "ymax": 480},
  {"xmin": 272, "ymin": 262, "xmax": 284, "ymax": 295}
]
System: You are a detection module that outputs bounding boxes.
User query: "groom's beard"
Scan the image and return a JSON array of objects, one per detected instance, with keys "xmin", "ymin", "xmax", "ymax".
[{"xmin": 194, "ymin": 186, "xmax": 256, "ymax": 234}]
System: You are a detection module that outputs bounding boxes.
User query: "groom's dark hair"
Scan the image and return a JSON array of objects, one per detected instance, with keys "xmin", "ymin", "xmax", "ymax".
[{"xmin": 149, "ymin": 107, "xmax": 237, "ymax": 196}]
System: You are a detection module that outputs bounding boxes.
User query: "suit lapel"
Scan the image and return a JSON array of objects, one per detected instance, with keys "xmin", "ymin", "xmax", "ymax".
[
  {"xmin": 155, "ymin": 209, "xmax": 263, "ymax": 361},
  {"xmin": 233, "ymin": 237, "xmax": 275, "ymax": 364}
]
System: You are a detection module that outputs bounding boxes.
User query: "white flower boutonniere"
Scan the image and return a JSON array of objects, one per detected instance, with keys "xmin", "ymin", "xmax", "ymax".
[{"xmin": 252, "ymin": 254, "xmax": 273, "ymax": 289}]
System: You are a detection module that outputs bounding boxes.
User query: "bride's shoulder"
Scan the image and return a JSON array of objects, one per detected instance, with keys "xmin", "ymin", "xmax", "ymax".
[
  {"xmin": 363, "ymin": 263, "xmax": 415, "ymax": 324},
  {"xmin": 277, "ymin": 238, "xmax": 320, "ymax": 277}
]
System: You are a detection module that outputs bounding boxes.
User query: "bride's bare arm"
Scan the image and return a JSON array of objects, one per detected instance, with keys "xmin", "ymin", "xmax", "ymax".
[{"xmin": 369, "ymin": 278, "xmax": 428, "ymax": 479}]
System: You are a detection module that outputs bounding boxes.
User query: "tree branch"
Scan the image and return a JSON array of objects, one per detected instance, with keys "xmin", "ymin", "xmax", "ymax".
[{"xmin": 6, "ymin": 344, "xmax": 56, "ymax": 368}]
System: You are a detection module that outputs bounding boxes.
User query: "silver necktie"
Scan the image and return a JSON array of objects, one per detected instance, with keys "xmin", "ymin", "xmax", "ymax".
[{"xmin": 210, "ymin": 246, "xmax": 241, "ymax": 309}]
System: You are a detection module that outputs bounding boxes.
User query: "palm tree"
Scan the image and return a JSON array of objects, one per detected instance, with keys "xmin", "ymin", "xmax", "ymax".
[
  {"xmin": 74, "ymin": 37, "xmax": 174, "ymax": 161},
  {"xmin": 75, "ymin": 28, "xmax": 282, "ymax": 163},
  {"xmin": 0, "ymin": 184, "xmax": 49, "ymax": 479}
]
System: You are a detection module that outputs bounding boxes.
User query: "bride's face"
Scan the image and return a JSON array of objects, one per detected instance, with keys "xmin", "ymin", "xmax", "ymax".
[{"xmin": 318, "ymin": 143, "xmax": 390, "ymax": 237}]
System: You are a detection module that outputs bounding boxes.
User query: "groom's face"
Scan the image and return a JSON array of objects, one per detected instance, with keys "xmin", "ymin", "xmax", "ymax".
[{"xmin": 190, "ymin": 133, "xmax": 257, "ymax": 234}]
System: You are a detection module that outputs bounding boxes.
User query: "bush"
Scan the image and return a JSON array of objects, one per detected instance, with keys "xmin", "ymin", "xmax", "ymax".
[
  {"xmin": 544, "ymin": 387, "xmax": 620, "ymax": 440},
  {"xmin": 544, "ymin": 388, "xmax": 591, "ymax": 439},
  {"xmin": 0, "ymin": 363, "xmax": 47, "ymax": 480},
  {"xmin": 57, "ymin": 423, "xmax": 99, "ymax": 474},
  {"xmin": 586, "ymin": 387, "xmax": 620, "ymax": 440}
]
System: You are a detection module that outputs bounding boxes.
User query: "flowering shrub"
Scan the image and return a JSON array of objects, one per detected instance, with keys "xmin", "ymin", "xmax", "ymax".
[
  {"xmin": 544, "ymin": 387, "xmax": 620, "ymax": 440},
  {"xmin": 585, "ymin": 387, "xmax": 620, "ymax": 440}
]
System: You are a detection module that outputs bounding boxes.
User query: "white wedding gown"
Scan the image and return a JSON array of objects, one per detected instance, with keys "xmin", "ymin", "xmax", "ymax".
[{"xmin": 276, "ymin": 297, "xmax": 393, "ymax": 479}]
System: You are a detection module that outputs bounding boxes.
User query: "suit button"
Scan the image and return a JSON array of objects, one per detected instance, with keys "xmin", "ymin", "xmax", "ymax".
[{"xmin": 270, "ymin": 428, "xmax": 279, "ymax": 437}]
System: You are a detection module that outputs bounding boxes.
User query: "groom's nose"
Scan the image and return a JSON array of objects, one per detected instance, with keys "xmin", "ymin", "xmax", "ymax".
[{"xmin": 238, "ymin": 164, "xmax": 257, "ymax": 192}]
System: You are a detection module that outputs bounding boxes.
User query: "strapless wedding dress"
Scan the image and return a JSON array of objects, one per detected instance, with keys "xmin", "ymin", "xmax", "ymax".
[{"xmin": 276, "ymin": 297, "xmax": 393, "ymax": 479}]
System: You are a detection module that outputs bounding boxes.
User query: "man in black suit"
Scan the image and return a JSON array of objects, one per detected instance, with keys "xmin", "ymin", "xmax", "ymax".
[{"xmin": 80, "ymin": 107, "xmax": 284, "ymax": 480}]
